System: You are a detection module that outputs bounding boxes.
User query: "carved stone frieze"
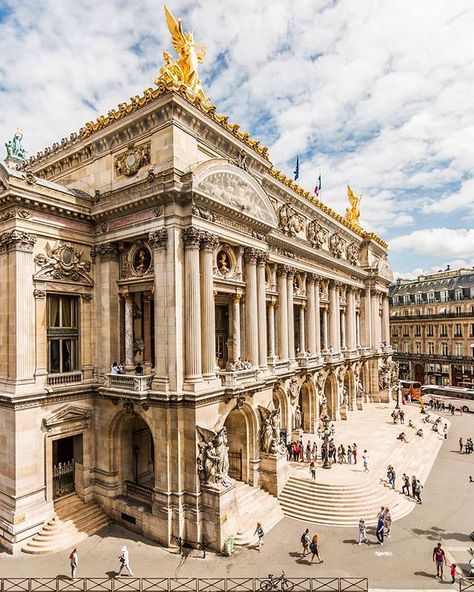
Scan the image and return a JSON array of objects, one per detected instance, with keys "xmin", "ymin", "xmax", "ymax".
[
  {"xmin": 192, "ymin": 204, "xmax": 215, "ymax": 222},
  {"xmin": 34, "ymin": 240, "xmax": 93, "ymax": 284},
  {"xmin": 0, "ymin": 207, "xmax": 31, "ymax": 223},
  {"xmin": 278, "ymin": 202, "xmax": 304, "ymax": 237},
  {"xmin": 115, "ymin": 143, "xmax": 151, "ymax": 177},
  {"xmin": 306, "ymin": 220, "xmax": 328, "ymax": 248},
  {"xmin": 328, "ymin": 233, "xmax": 345, "ymax": 258},
  {"xmin": 1, "ymin": 230, "xmax": 37, "ymax": 252},
  {"xmin": 346, "ymin": 242, "xmax": 360, "ymax": 265},
  {"xmin": 91, "ymin": 242, "xmax": 119, "ymax": 261},
  {"xmin": 149, "ymin": 228, "xmax": 168, "ymax": 250}
]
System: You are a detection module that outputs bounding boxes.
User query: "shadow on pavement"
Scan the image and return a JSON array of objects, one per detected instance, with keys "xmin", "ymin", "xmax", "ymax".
[{"xmin": 412, "ymin": 527, "xmax": 471, "ymax": 542}]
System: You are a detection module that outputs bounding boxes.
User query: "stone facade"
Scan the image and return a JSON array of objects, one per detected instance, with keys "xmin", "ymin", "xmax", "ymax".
[
  {"xmin": 390, "ymin": 268, "xmax": 474, "ymax": 386},
  {"xmin": 0, "ymin": 90, "xmax": 393, "ymax": 553}
]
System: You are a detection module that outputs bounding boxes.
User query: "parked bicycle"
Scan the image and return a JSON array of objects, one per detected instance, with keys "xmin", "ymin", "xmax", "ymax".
[{"xmin": 259, "ymin": 571, "xmax": 295, "ymax": 591}]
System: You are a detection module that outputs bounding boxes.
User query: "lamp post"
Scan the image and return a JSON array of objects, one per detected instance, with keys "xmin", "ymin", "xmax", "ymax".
[
  {"xmin": 395, "ymin": 379, "xmax": 401, "ymax": 410},
  {"xmin": 317, "ymin": 414, "xmax": 335, "ymax": 469}
]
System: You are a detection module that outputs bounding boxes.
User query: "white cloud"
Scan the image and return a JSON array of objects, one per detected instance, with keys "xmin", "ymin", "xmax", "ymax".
[{"xmin": 390, "ymin": 228, "xmax": 474, "ymax": 258}]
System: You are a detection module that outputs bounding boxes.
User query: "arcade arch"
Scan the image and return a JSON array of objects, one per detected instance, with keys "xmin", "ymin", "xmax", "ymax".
[
  {"xmin": 324, "ymin": 373, "xmax": 337, "ymax": 420},
  {"xmin": 224, "ymin": 404, "xmax": 258, "ymax": 485}
]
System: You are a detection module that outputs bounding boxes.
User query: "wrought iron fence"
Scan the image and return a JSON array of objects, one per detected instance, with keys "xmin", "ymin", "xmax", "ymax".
[
  {"xmin": 460, "ymin": 578, "xmax": 474, "ymax": 592},
  {"xmin": 0, "ymin": 578, "xmax": 368, "ymax": 592},
  {"xmin": 52, "ymin": 460, "xmax": 75, "ymax": 499}
]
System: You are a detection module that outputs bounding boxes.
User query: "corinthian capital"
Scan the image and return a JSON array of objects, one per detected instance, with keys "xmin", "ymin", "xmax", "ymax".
[
  {"xmin": 276, "ymin": 264, "xmax": 288, "ymax": 277},
  {"xmin": 244, "ymin": 247, "xmax": 258, "ymax": 264},
  {"xmin": 1, "ymin": 230, "xmax": 37, "ymax": 252},
  {"xmin": 182, "ymin": 226, "xmax": 201, "ymax": 248},
  {"xmin": 149, "ymin": 228, "xmax": 168, "ymax": 250},
  {"xmin": 256, "ymin": 250, "xmax": 268, "ymax": 265},
  {"xmin": 91, "ymin": 242, "xmax": 119, "ymax": 261},
  {"xmin": 200, "ymin": 231, "xmax": 219, "ymax": 251}
]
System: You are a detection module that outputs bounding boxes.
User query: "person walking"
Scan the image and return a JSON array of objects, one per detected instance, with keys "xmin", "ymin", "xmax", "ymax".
[
  {"xmin": 352, "ymin": 443, "xmax": 357, "ymax": 464},
  {"xmin": 254, "ymin": 522, "xmax": 264, "ymax": 551},
  {"xmin": 384, "ymin": 508, "xmax": 392, "ymax": 538},
  {"xmin": 376, "ymin": 514, "xmax": 385, "ymax": 545},
  {"xmin": 310, "ymin": 533, "xmax": 323, "ymax": 564},
  {"xmin": 117, "ymin": 545, "xmax": 133, "ymax": 577},
  {"xmin": 443, "ymin": 424, "xmax": 448, "ymax": 440},
  {"xmin": 411, "ymin": 475, "xmax": 417, "ymax": 498},
  {"xmin": 401, "ymin": 473, "xmax": 410, "ymax": 496},
  {"xmin": 362, "ymin": 450, "xmax": 369, "ymax": 472},
  {"xmin": 309, "ymin": 461, "xmax": 316, "ymax": 483},
  {"xmin": 358, "ymin": 518, "xmax": 368, "ymax": 545},
  {"xmin": 459, "ymin": 438, "xmax": 464, "ymax": 453},
  {"xmin": 301, "ymin": 528, "xmax": 310, "ymax": 557},
  {"xmin": 69, "ymin": 548, "xmax": 78, "ymax": 580},
  {"xmin": 433, "ymin": 542, "xmax": 447, "ymax": 579},
  {"xmin": 414, "ymin": 479, "xmax": 423, "ymax": 504},
  {"xmin": 450, "ymin": 563, "xmax": 457, "ymax": 584},
  {"xmin": 347, "ymin": 445, "xmax": 352, "ymax": 464}
]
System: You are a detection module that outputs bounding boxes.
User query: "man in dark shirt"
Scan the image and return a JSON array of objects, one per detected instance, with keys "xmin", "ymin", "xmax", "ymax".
[{"xmin": 433, "ymin": 542, "xmax": 447, "ymax": 579}]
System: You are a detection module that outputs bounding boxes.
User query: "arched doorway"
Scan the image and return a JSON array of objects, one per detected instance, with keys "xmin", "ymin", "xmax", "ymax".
[
  {"xmin": 119, "ymin": 415, "xmax": 155, "ymax": 489},
  {"xmin": 414, "ymin": 364, "xmax": 424, "ymax": 384},
  {"xmin": 224, "ymin": 405, "xmax": 257, "ymax": 484},
  {"xmin": 324, "ymin": 374, "xmax": 337, "ymax": 420},
  {"xmin": 299, "ymin": 380, "xmax": 316, "ymax": 433}
]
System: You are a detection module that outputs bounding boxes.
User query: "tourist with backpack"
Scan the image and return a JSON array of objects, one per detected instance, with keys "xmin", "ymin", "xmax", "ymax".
[
  {"xmin": 301, "ymin": 528, "xmax": 310, "ymax": 557},
  {"xmin": 310, "ymin": 533, "xmax": 323, "ymax": 564}
]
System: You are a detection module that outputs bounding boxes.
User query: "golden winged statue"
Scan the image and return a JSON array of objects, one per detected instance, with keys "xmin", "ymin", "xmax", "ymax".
[
  {"xmin": 345, "ymin": 185, "xmax": 361, "ymax": 226},
  {"xmin": 156, "ymin": 5, "xmax": 208, "ymax": 102}
]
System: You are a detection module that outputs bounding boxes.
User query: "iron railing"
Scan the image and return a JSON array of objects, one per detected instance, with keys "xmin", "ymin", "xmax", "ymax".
[
  {"xmin": 459, "ymin": 578, "xmax": 474, "ymax": 592},
  {"xmin": 0, "ymin": 578, "xmax": 369, "ymax": 592}
]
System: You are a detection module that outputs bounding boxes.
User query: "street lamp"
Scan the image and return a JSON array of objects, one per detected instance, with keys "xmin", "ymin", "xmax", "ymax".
[
  {"xmin": 317, "ymin": 414, "xmax": 336, "ymax": 469},
  {"xmin": 395, "ymin": 380, "xmax": 401, "ymax": 410}
]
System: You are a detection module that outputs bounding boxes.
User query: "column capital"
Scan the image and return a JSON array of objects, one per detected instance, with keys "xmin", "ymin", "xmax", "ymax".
[
  {"xmin": 256, "ymin": 250, "xmax": 268, "ymax": 265},
  {"xmin": 307, "ymin": 273, "xmax": 322, "ymax": 284},
  {"xmin": 33, "ymin": 288, "xmax": 46, "ymax": 299},
  {"xmin": 286, "ymin": 266, "xmax": 296, "ymax": 279},
  {"xmin": 149, "ymin": 228, "xmax": 168, "ymax": 250},
  {"xmin": 276, "ymin": 264, "xmax": 288, "ymax": 277},
  {"xmin": 330, "ymin": 279, "xmax": 342, "ymax": 288},
  {"xmin": 182, "ymin": 226, "xmax": 201, "ymax": 248},
  {"xmin": 200, "ymin": 231, "xmax": 219, "ymax": 251},
  {"xmin": 1, "ymin": 230, "xmax": 36, "ymax": 252},
  {"xmin": 233, "ymin": 293, "xmax": 242, "ymax": 303},
  {"xmin": 91, "ymin": 242, "xmax": 119, "ymax": 261},
  {"xmin": 244, "ymin": 246, "xmax": 258, "ymax": 264}
]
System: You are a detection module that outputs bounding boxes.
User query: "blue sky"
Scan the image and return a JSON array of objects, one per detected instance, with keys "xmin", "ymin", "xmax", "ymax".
[{"xmin": 1, "ymin": 0, "xmax": 473, "ymax": 278}]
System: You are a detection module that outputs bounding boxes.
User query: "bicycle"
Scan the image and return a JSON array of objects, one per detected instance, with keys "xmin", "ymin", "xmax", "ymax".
[{"xmin": 259, "ymin": 571, "xmax": 295, "ymax": 591}]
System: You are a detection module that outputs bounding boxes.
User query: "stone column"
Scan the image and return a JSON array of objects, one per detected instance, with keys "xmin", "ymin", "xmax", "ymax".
[
  {"xmin": 80, "ymin": 293, "xmax": 93, "ymax": 380},
  {"xmin": 315, "ymin": 277, "xmax": 321, "ymax": 354},
  {"xmin": 33, "ymin": 288, "xmax": 47, "ymax": 383},
  {"xmin": 142, "ymin": 294, "xmax": 152, "ymax": 371},
  {"xmin": 276, "ymin": 266, "xmax": 289, "ymax": 361},
  {"xmin": 256, "ymin": 252, "xmax": 268, "ymax": 368},
  {"xmin": 244, "ymin": 248, "xmax": 259, "ymax": 367},
  {"xmin": 321, "ymin": 308, "xmax": 328, "ymax": 351},
  {"xmin": 3, "ymin": 232, "xmax": 36, "ymax": 383},
  {"xmin": 306, "ymin": 276, "xmax": 316, "ymax": 355},
  {"xmin": 183, "ymin": 227, "xmax": 202, "ymax": 381},
  {"xmin": 149, "ymin": 228, "xmax": 168, "ymax": 385},
  {"xmin": 361, "ymin": 286, "xmax": 372, "ymax": 348},
  {"xmin": 340, "ymin": 310, "xmax": 346, "ymax": 349},
  {"xmin": 124, "ymin": 294, "xmax": 134, "ymax": 371},
  {"xmin": 371, "ymin": 290, "xmax": 381, "ymax": 351},
  {"xmin": 328, "ymin": 281, "xmax": 340, "ymax": 352},
  {"xmin": 232, "ymin": 295, "xmax": 241, "ymax": 363},
  {"xmin": 287, "ymin": 268, "xmax": 296, "ymax": 360},
  {"xmin": 267, "ymin": 300, "xmax": 276, "ymax": 362},
  {"xmin": 299, "ymin": 305, "xmax": 306, "ymax": 353},
  {"xmin": 382, "ymin": 294, "xmax": 390, "ymax": 345},
  {"xmin": 347, "ymin": 287, "xmax": 356, "ymax": 350},
  {"xmin": 200, "ymin": 232, "xmax": 219, "ymax": 378}
]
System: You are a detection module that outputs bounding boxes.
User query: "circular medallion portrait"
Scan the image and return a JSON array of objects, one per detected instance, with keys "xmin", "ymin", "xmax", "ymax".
[
  {"xmin": 133, "ymin": 247, "xmax": 151, "ymax": 276},
  {"xmin": 217, "ymin": 250, "xmax": 231, "ymax": 276}
]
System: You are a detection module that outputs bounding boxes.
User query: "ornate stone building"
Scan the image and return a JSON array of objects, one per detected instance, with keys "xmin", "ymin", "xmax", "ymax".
[
  {"xmin": 0, "ymin": 16, "xmax": 393, "ymax": 554},
  {"xmin": 390, "ymin": 267, "xmax": 474, "ymax": 386}
]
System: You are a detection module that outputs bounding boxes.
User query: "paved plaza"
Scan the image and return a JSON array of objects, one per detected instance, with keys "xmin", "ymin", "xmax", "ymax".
[{"xmin": 1, "ymin": 403, "xmax": 472, "ymax": 589}]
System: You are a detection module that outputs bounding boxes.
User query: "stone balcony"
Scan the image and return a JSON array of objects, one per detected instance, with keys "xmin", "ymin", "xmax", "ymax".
[
  {"xmin": 101, "ymin": 373, "xmax": 154, "ymax": 401},
  {"xmin": 219, "ymin": 367, "xmax": 261, "ymax": 388}
]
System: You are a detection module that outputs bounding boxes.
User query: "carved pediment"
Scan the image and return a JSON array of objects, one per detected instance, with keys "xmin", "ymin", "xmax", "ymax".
[
  {"xmin": 193, "ymin": 160, "xmax": 278, "ymax": 228},
  {"xmin": 34, "ymin": 240, "xmax": 93, "ymax": 286},
  {"xmin": 43, "ymin": 404, "xmax": 92, "ymax": 431}
]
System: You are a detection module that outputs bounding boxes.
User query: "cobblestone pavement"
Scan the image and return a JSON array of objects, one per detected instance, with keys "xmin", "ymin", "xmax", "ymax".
[{"xmin": 1, "ymin": 403, "xmax": 472, "ymax": 590}]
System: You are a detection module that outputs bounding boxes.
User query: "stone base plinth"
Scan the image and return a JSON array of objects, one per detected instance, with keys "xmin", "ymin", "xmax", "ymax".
[
  {"xmin": 340, "ymin": 404, "xmax": 348, "ymax": 420},
  {"xmin": 259, "ymin": 452, "xmax": 289, "ymax": 497},
  {"xmin": 200, "ymin": 482, "xmax": 237, "ymax": 552}
]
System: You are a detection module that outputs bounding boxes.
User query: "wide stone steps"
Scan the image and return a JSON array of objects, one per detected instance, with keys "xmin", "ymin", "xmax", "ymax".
[
  {"xmin": 279, "ymin": 476, "xmax": 415, "ymax": 527},
  {"xmin": 22, "ymin": 494, "xmax": 110, "ymax": 555},
  {"xmin": 233, "ymin": 482, "xmax": 284, "ymax": 546}
]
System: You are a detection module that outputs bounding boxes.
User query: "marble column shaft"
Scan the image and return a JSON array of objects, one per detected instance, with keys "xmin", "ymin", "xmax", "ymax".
[
  {"xmin": 232, "ymin": 295, "xmax": 241, "ymax": 362},
  {"xmin": 200, "ymin": 233, "xmax": 218, "ymax": 378},
  {"xmin": 256, "ymin": 255, "xmax": 267, "ymax": 368},
  {"xmin": 277, "ymin": 267, "xmax": 288, "ymax": 360},
  {"xmin": 306, "ymin": 277, "xmax": 317, "ymax": 354},
  {"xmin": 287, "ymin": 270, "xmax": 295, "ymax": 360},
  {"xmin": 150, "ymin": 228, "xmax": 168, "ymax": 380},
  {"xmin": 329, "ymin": 281, "xmax": 340, "ymax": 351},
  {"xmin": 361, "ymin": 287, "xmax": 372, "ymax": 348},
  {"xmin": 299, "ymin": 305, "xmax": 306, "ymax": 352},
  {"xmin": 347, "ymin": 288, "xmax": 356, "ymax": 349},
  {"xmin": 124, "ymin": 294, "xmax": 134, "ymax": 369},
  {"xmin": 382, "ymin": 295, "xmax": 390, "ymax": 344},
  {"xmin": 244, "ymin": 248, "xmax": 259, "ymax": 367},
  {"xmin": 315, "ymin": 280, "xmax": 321, "ymax": 354},
  {"xmin": 183, "ymin": 228, "xmax": 202, "ymax": 380},
  {"xmin": 267, "ymin": 301, "xmax": 276, "ymax": 360}
]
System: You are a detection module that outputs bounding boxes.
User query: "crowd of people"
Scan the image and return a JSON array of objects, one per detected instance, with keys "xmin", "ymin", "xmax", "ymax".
[
  {"xmin": 459, "ymin": 437, "xmax": 473, "ymax": 454},
  {"xmin": 111, "ymin": 361, "xmax": 144, "ymax": 376},
  {"xmin": 286, "ymin": 438, "xmax": 359, "ymax": 467}
]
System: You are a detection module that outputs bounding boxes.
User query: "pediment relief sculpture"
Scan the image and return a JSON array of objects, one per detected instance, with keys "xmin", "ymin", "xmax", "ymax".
[
  {"xmin": 328, "ymin": 233, "xmax": 345, "ymax": 259},
  {"xmin": 306, "ymin": 220, "xmax": 328, "ymax": 248},
  {"xmin": 115, "ymin": 143, "xmax": 150, "ymax": 177},
  {"xmin": 346, "ymin": 242, "xmax": 360, "ymax": 265},
  {"xmin": 43, "ymin": 404, "xmax": 93, "ymax": 432},
  {"xmin": 196, "ymin": 171, "xmax": 276, "ymax": 226},
  {"xmin": 34, "ymin": 241, "xmax": 93, "ymax": 285},
  {"xmin": 278, "ymin": 202, "xmax": 304, "ymax": 237}
]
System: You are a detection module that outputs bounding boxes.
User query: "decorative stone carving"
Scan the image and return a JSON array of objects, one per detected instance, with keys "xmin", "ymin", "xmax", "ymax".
[
  {"xmin": 235, "ymin": 148, "xmax": 248, "ymax": 171},
  {"xmin": 91, "ymin": 242, "xmax": 119, "ymax": 261},
  {"xmin": 149, "ymin": 228, "xmax": 168, "ymax": 250},
  {"xmin": 0, "ymin": 207, "xmax": 31, "ymax": 222},
  {"xmin": 287, "ymin": 377, "xmax": 299, "ymax": 406},
  {"xmin": 243, "ymin": 247, "xmax": 258, "ymax": 264},
  {"xmin": 379, "ymin": 358, "xmax": 392, "ymax": 389},
  {"xmin": 293, "ymin": 404, "xmax": 302, "ymax": 430},
  {"xmin": 192, "ymin": 204, "xmax": 215, "ymax": 222},
  {"xmin": 216, "ymin": 249, "xmax": 232, "ymax": 277},
  {"xmin": 200, "ymin": 231, "xmax": 219, "ymax": 251},
  {"xmin": 34, "ymin": 240, "xmax": 93, "ymax": 284},
  {"xmin": 346, "ymin": 242, "xmax": 360, "ymax": 265},
  {"xmin": 278, "ymin": 202, "xmax": 304, "ymax": 237},
  {"xmin": 329, "ymin": 233, "xmax": 345, "ymax": 258},
  {"xmin": 196, "ymin": 171, "xmax": 275, "ymax": 225},
  {"xmin": 5, "ymin": 129, "xmax": 27, "ymax": 162},
  {"xmin": 33, "ymin": 289, "xmax": 46, "ymax": 298},
  {"xmin": 306, "ymin": 220, "xmax": 328, "ymax": 248},
  {"xmin": 115, "ymin": 143, "xmax": 151, "ymax": 177},
  {"xmin": 196, "ymin": 426, "xmax": 231, "ymax": 486},
  {"xmin": 153, "ymin": 206, "xmax": 163, "ymax": 217},
  {"xmin": 182, "ymin": 226, "xmax": 201, "ymax": 248},
  {"xmin": 24, "ymin": 170, "xmax": 37, "ymax": 185},
  {"xmin": 1, "ymin": 230, "xmax": 37, "ymax": 252},
  {"xmin": 258, "ymin": 405, "xmax": 285, "ymax": 455},
  {"xmin": 42, "ymin": 404, "xmax": 92, "ymax": 433}
]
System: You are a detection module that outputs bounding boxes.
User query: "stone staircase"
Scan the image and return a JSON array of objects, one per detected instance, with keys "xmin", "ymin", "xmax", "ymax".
[
  {"xmin": 279, "ymin": 476, "xmax": 415, "ymax": 527},
  {"xmin": 22, "ymin": 494, "xmax": 110, "ymax": 554},
  {"xmin": 233, "ymin": 481, "xmax": 284, "ymax": 546}
]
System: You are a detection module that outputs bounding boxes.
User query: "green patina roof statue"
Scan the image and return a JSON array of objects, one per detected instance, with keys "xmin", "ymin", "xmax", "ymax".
[{"xmin": 5, "ymin": 129, "xmax": 27, "ymax": 161}]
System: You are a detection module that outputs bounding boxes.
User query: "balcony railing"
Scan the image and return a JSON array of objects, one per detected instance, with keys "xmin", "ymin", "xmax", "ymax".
[
  {"xmin": 102, "ymin": 373, "xmax": 154, "ymax": 400},
  {"xmin": 390, "ymin": 311, "xmax": 474, "ymax": 320},
  {"xmin": 123, "ymin": 480, "xmax": 153, "ymax": 504},
  {"xmin": 219, "ymin": 367, "xmax": 261, "ymax": 387},
  {"xmin": 394, "ymin": 352, "xmax": 473, "ymax": 363},
  {"xmin": 47, "ymin": 372, "xmax": 83, "ymax": 386}
]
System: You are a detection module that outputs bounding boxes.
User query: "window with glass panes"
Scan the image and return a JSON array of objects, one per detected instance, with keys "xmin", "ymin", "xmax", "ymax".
[{"xmin": 47, "ymin": 294, "xmax": 79, "ymax": 373}]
